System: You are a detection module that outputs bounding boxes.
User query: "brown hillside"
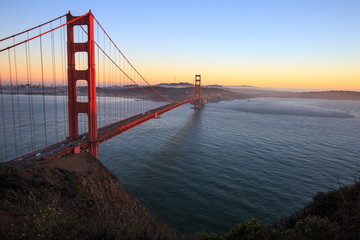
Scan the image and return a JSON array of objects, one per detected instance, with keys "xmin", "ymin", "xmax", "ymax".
[{"xmin": 0, "ymin": 153, "xmax": 176, "ymax": 240}]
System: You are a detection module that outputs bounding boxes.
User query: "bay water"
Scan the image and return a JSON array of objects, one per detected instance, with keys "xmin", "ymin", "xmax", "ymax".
[
  {"xmin": 99, "ymin": 98, "xmax": 360, "ymax": 233},
  {"xmin": 1, "ymin": 95, "xmax": 359, "ymax": 233}
]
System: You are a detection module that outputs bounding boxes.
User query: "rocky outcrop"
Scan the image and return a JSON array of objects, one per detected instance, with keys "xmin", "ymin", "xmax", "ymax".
[{"xmin": 0, "ymin": 153, "xmax": 176, "ymax": 239}]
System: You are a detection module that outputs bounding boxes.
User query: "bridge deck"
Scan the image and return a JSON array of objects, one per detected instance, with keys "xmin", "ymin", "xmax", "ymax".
[{"xmin": 12, "ymin": 98, "xmax": 199, "ymax": 162}]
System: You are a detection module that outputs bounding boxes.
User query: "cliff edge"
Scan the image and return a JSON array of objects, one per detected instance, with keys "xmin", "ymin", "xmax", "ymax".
[{"xmin": 0, "ymin": 153, "xmax": 176, "ymax": 239}]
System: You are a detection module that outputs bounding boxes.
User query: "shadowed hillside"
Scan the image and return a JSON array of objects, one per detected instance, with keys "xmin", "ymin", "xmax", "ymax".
[
  {"xmin": 1, "ymin": 153, "xmax": 359, "ymax": 239},
  {"xmin": 183, "ymin": 181, "xmax": 360, "ymax": 240},
  {"xmin": 0, "ymin": 153, "xmax": 176, "ymax": 240}
]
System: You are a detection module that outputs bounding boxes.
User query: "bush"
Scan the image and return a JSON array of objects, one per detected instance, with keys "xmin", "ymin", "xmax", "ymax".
[
  {"xmin": 226, "ymin": 219, "xmax": 270, "ymax": 240},
  {"xmin": 293, "ymin": 215, "xmax": 339, "ymax": 240}
]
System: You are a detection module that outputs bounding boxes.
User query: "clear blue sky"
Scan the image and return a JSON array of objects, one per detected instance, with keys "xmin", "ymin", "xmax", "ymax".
[{"xmin": 1, "ymin": 0, "xmax": 359, "ymax": 89}]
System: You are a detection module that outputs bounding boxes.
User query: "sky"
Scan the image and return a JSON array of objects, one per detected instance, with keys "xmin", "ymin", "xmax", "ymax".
[{"xmin": 1, "ymin": 0, "xmax": 359, "ymax": 90}]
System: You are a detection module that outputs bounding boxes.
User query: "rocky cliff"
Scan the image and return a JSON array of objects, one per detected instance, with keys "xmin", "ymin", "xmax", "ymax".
[{"xmin": 0, "ymin": 153, "xmax": 176, "ymax": 239}]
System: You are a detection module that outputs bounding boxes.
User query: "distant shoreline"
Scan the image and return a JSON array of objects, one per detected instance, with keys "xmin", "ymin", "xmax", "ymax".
[
  {"xmin": 226, "ymin": 85, "xmax": 360, "ymax": 93},
  {"xmin": 227, "ymin": 87, "xmax": 360, "ymax": 101},
  {"xmin": 1, "ymin": 84, "xmax": 360, "ymax": 102}
]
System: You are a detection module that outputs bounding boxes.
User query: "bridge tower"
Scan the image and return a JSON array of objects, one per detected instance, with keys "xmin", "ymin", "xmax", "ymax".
[
  {"xmin": 67, "ymin": 11, "xmax": 98, "ymax": 158},
  {"xmin": 193, "ymin": 74, "xmax": 203, "ymax": 109}
]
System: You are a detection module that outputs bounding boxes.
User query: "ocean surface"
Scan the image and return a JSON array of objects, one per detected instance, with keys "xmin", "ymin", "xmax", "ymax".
[
  {"xmin": 99, "ymin": 98, "xmax": 360, "ymax": 233},
  {"xmin": 1, "ymin": 96, "xmax": 360, "ymax": 233}
]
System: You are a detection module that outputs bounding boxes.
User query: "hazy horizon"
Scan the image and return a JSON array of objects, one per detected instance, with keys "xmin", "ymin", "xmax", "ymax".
[{"xmin": 1, "ymin": 81, "xmax": 359, "ymax": 93}]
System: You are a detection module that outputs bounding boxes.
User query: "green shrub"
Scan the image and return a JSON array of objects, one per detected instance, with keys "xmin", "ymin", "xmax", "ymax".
[
  {"xmin": 293, "ymin": 215, "xmax": 339, "ymax": 240},
  {"xmin": 192, "ymin": 232, "xmax": 225, "ymax": 240},
  {"xmin": 226, "ymin": 219, "xmax": 269, "ymax": 240}
]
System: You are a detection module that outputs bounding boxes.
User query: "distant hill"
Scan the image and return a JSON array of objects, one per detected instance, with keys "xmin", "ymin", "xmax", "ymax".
[
  {"xmin": 156, "ymin": 82, "xmax": 193, "ymax": 88},
  {"xmin": 296, "ymin": 91, "xmax": 360, "ymax": 100},
  {"xmin": 139, "ymin": 86, "xmax": 248, "ymax": 103},
  {"xmin": 2, "ymin": 83, "xmax": 358, "ymax": 102},
  {"xmin": 229, "ymin": 87, "xmax": 360, "ymax": 101},
  {"xmin": 156, "ymin": 83, "xmax": 223, "ymax": 88}
]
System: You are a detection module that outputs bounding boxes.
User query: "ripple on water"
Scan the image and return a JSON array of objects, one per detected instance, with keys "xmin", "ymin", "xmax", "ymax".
[{"xmin": 99, "ymin": 99, "xmax": 360, "ymax": 233}]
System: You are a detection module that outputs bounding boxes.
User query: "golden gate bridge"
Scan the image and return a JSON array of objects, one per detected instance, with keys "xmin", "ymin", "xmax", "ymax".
[{"xmin": 0, "ymin": 11, "xmax": 204, "ymax": 162}]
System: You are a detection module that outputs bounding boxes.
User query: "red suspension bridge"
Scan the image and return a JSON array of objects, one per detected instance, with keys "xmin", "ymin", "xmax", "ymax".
[{"xmin": 0, "ymin": 11, "xmax": 204, "ymax": 162}]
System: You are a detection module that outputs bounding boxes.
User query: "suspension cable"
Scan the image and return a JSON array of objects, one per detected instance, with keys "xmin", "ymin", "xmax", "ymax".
[
  {"xmin": 0, "ymin": 12, "xmax": 89, "ymax": 53},
  {"xmin": 77, "ymin": 24, "xmax": 171, "ymax": 104},
  {"xmin": 95, "ymin": 42, "xmax": 166, "ymax": 102},
  {"xmin": 92, "ymin": 15, "xmax": 177, "ymax": 103},
  {"xmin": 0, "ymin": 14, "xmax": 66, "ymax": 42}
]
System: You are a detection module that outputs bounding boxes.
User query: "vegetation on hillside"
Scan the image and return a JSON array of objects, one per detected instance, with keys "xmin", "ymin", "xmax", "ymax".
[
  {"xmin": 0, "ymin": 154, "xmax": 175, "ymax": 240},
  {"xmin": 183, "ymin": 181, "xmax": 360, "ymax": 240},
  {"xmin": 1, "ymin": 154, "xmax": 359, "ymax": 239}
]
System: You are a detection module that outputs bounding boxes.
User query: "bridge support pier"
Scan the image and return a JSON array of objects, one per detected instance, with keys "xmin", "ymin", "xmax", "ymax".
[{"xmin": 67, "ymin": 11, "xmax": 98, "ymax": 158}]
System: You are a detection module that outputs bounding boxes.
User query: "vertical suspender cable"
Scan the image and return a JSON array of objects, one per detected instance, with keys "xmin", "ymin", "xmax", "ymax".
[
  {"xmin": 39, "ymin": 27, "xmax": 48, "ymax": 147},
  {"xmin": 108, "ymin": 40, "xmax": 111, "ymax": 123},
  {"xmin": 0, "ymin": 73, "xmax": 8, "ymax": 160},
  {"xmin": 113, "ymin": 50, "xmax": 116, "ymax": 121},
  {"xmin": 13, "ymin": 37, "xmax": 23, "ymax": 155},
  {"xmin": 121, "ymin": 56, "xmax": 124, "ymax": 120},
  {"xmin": 127, "ymin": 63, "xmax": 129, "ymax": 118},
  {"xmin": 110, "ymin": 40, "xmax": 113, "ymax": 123},
  {"xmin": 114, "ymin": 51, "xmax": 116, "ymax": 121},
  {"xmin": 118, "ymin": 56, "xmax": 120, "ymax": 120},
  {"xmin": 96, "ymin": 23, "xmax": 100, "ymax": 128},
  {"xmin": 25, "ymin": 41, "xmax": 35, "ymax": 152},
  {"xmin": 129, "ymin": 66, "xmax": 130, "ymax": 116},
  {"xmin": 125, "ymin": 62, "xmax": 128, "ymax": 118},
  {"xmin": 132, "ymin": 69, "xmax": 134, "ymax": 114},
  {"xmin": 123, "ymin": 58, "xmax": 126, "ymax": 119},
  {"xmin": 110, "ymin": 40, "xmax": 114, "ymax": 123},
  {"xmin": 60, "ymin": 18, "xmax": 67, "ymax": 140},
  {"xmin": 135, "ymin": 71, "xmax": 137, "ymax": 114},
  {"xmin": 27, "ymin": 33, "xmax": 36, "ymax": 150},
  {"xmin": 121, "ymin": 53, "xmax": 123, "ymax": 120},
  {"xmin": 103, "ymin": 32, "xmax": 107, "ymax": 126},
  {"xmin": 8, "ymin": 50, "xmax": 18, "ymax": 158},
  {"xmin": 114, "ymin": 47, "xmax": 117, "ymax": 122},
  {"xmin": 126, "ymin": 62, "xmax": 128, "ymax": 118},
  {"xmin": 51, "ymin": 23, "xmax": 59, "ymax": 142}
]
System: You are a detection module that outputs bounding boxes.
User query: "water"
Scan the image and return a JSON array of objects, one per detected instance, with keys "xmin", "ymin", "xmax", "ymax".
[
  {"xmin": 98, "ymin": 98, "xmax": 360, "ymax": 233},
  {"xmin": 1, "ymin": 96, "xmax": 360, "ymax": 233}
]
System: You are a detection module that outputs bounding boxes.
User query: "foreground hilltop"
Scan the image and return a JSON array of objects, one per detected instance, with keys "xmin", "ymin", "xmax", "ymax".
[{"xmin": 0, "ymin": 153, "xmax": 175, "ymax": 239}]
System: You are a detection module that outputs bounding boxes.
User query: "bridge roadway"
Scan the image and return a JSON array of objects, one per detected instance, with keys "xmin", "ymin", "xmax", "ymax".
[{"xmin": 12, "ymin": 98, "xmax": 200, "ymax": 162}]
